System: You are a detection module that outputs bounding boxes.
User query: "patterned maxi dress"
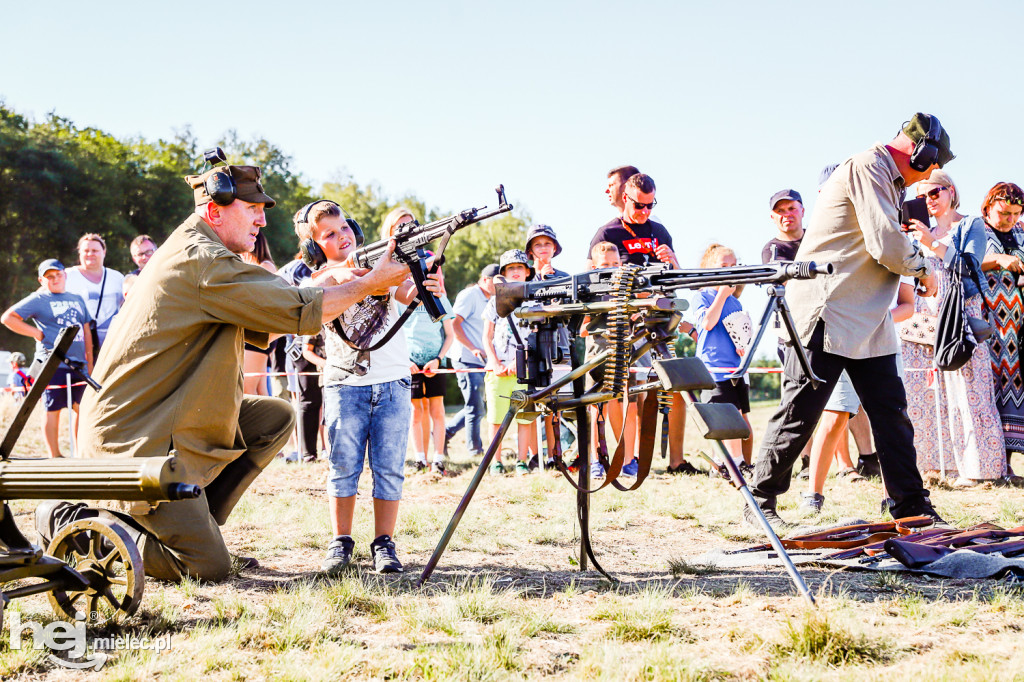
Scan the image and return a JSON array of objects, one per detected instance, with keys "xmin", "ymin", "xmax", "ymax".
[
  {"xmin": 983, "ymin": 223, "xmax": 1024, "ymax": 453},
  {"xmin": 900, "ymin": 241, "xmax": 1006, "ymax": 479}
]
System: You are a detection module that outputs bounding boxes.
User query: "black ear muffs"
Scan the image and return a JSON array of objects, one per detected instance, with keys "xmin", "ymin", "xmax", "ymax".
[
  {"xmin": 909, "ymin": 115, "xmax": 944, "ymax": 172},
  {"xmin": 300, "ymin": 239, "xmax": 327, "ymax": 269},
  {"xmin": 204, "ymin": 168, "xmax": 237, "ymax": 206}
]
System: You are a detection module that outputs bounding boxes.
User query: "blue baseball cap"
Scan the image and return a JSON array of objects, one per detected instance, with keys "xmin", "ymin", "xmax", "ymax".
[
  {"xmin": 769, "ymin": 189, "xmax": 803, "ymax": 210},
  {"xmin": 38, "ymin": 259, "xmax": 65, "ymax": 278}
]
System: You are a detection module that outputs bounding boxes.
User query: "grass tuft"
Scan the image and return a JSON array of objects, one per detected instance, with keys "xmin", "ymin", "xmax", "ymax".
[{"xmin": 772, "ymin": 612, "xmax": 891, "ymax": 666}]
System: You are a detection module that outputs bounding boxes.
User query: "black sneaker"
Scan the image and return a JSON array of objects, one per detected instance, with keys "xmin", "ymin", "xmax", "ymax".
[
  {"xmin": 742, "ymin": 504, "xmax": 796, "ymax": 536},
  {"xmin": 528, "ymin": 453, "xmax": 540, "ymax": 471},
  {"xmin": 321, "ymin": 535, "xmax": 355, "ymax": 575},
  {"xmin": 857, "ymin": 453, "xmax": 882, "ymax": 478},
  {"xmin": 899, "ymin": 500, "xmax": 950, "ymax": 528},
  {"xmin": 431, "ymin": 460, "xmax": 446, "ymax": 476},
  {"xmin": 739, "ymin": 462, "xmax": 755, "ymax": 478},
  {"xmin": 370, "ymin": 534, "xmax": 404, "ymax": 574},
  {"xmin": 667, "ymin": 461, "xmax": 701, "ymax": 476}
]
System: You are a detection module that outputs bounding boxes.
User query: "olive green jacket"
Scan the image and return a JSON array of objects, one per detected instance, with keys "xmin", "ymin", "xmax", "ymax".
[{"xmin": 78, "ymin": 214, "xmax": 323, "ymax": 498}]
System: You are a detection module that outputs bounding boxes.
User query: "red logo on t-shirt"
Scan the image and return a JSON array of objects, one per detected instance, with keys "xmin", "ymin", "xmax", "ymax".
[{"xmin": 623, "ymin": 237, "xmax": 656, "ymax": 254}]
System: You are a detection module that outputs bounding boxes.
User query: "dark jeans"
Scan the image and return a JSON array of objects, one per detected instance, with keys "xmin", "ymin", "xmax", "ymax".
[
  {"xmin": 751, "ymin": 321, "xmax": 929, "ymax": 518},
  {"xmin": 445, "ymin": 361, "xmax": 485, "ymax": 453},
  {"xmin": 296, "ymin": 371, "xmax": 323, "ymax": 462}
]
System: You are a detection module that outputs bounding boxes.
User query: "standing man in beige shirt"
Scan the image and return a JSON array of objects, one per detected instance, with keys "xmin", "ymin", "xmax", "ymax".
[
  {"xmin": 37, "ymin": 163, "xmax": 421, "ymax": 582},
  {"xmin": 747, "ymin": 113, "xmax": 953, "ymax": 530}
]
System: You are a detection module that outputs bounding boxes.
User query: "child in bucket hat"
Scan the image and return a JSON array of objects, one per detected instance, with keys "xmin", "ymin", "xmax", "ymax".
[{"xmin": 482, "ymin": 249, "xmax": 540, "ymax": 475}]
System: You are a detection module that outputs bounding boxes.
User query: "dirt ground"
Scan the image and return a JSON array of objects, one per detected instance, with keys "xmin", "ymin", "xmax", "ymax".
[{"xmin": 2, "ymin": 398, "xmax": 1023, "ymax": 680}]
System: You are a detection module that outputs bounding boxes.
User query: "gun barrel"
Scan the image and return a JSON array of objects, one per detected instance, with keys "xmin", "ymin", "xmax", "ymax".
[{"xmin": 0, "ymin": 455, "xmax": 191, "ymax": 502}]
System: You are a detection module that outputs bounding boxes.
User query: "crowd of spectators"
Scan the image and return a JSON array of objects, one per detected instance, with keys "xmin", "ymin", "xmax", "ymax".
[{"xmin": 11, "ymin": 119, "xmax": 1024, "ymax": 575}]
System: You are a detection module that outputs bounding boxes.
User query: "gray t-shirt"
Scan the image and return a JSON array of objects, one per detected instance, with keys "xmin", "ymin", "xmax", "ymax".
[
  {"xmin": 12, "ymin": 290, "xmax": 93, "ymax": 363},
  {"xmin": 451, "ymin": 285, "xmax": 490, "ymax": 366}
]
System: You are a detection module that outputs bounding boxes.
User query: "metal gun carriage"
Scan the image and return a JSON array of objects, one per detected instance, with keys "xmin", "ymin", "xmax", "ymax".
[{"xmin": 0, "ymin": 327, "xmax": 199, "ymax": 628}]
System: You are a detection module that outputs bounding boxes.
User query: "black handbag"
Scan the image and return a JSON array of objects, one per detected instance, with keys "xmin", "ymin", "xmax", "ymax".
[{"xmin": 934, "ymin": 252, "xmax": 976, "ymax": 371}]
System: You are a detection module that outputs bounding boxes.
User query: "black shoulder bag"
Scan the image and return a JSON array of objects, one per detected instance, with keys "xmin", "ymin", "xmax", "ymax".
[{"xmin": 934, "ymin": 226, "xmax": 988, "ymax": 371}]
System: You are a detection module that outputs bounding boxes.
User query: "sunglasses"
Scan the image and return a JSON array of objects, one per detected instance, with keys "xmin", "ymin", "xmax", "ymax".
[
  {"xmin": 916, "ymin": 187, "xmax": 946, "ymax": 200},
  {"xmin": 993, "ymin": 195, "xmax": 1024, "ymax": 207},
  {"xmin": 627, "ymin": 195, "xmax": 657, "ymax": 211}
]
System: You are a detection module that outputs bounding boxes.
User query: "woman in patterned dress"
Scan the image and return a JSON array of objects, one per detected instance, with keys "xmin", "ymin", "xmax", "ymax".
[
  {"xmin": 896, "ymin": 172, "xmax": 1006, "ymax": 486},
  {"xmin": 979, "ymin": 182, "xmax": 1024, "ymax": 482}
]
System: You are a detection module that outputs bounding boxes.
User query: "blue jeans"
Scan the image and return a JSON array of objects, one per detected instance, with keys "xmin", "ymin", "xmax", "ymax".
[
  {"xmin": 445, "ymin": 361, "xmax": 485, "ymax": 453},
  {"xmin": 324, "ymin": 378, "xmax": 411, "ymax": 500}
]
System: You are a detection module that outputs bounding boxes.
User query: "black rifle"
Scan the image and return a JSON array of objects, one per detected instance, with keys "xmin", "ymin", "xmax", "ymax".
[{"xmin": 349, "ymin": 185, "xmax": 513, "ymax": 321}]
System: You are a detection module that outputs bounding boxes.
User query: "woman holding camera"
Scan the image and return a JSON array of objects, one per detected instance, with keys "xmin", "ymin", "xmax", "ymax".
[
  {"xmin": 897, "ymin": 172, "xmax": 1005, "ymax": 486},
  {"xmin": 978, "ymin": 182, "xmax": 1024, "ymax": 483}
]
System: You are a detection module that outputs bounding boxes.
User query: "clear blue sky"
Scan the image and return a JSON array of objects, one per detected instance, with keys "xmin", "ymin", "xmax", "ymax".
[{"xmin": 3, "ymin": 1, "xmax": 1021, "ymax": 349}]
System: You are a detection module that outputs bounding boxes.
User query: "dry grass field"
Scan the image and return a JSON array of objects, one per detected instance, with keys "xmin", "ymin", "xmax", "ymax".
[{"xmin": 2, "ymin": 396, "xmax": 1024, "ymax": 681}]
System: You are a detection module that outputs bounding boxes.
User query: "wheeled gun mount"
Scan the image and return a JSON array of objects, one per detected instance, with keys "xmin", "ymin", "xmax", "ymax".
[
  {"xmin": 350, "ymin": 184, "xmax": 514, "ymax": 321},
  {"xmin": 1, "ymin": 326, "xmax": 200, "ymax": 628}
]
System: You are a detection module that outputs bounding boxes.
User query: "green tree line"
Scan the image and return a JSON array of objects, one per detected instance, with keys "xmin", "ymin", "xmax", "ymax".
[{"xmin": 0, "ymin": 103, "xmax": 530, "ymax": 354}]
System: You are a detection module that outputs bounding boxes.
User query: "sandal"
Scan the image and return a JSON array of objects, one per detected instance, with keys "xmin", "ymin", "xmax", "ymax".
[{"xmin": 835, "ymin": 467, "xmax": 866, "ymax": 482}]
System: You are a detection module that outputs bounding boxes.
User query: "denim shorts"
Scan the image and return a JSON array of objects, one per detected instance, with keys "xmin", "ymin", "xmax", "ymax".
[
  {"xmin": 324, "ymin": 378, "xmax": 411, "ymax": 500},
  {"xmin": 44, "ymin": 367, "xmax": 86, "ymax": 412},
  {"xmin": 823, "ymin": 370, "xmax": 860, "ymax": 415}
]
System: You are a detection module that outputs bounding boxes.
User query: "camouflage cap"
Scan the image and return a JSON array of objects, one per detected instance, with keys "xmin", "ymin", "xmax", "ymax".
[
  {"xmin": 903, "ymin": 113, "xmax": 955, "ymax": 168},
  {"xmin": 498, "ymin": 249, "xmax": 535, "ymax": 278},
  {"xmin": 185, "ymin": 165, "xmax": 276, "ymax": 209}
]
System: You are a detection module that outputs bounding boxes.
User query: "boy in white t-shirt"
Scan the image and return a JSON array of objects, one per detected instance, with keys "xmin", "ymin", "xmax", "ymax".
[{"xmin": 295, "ymin": 200, "xmax": 443, "ymax": 575}]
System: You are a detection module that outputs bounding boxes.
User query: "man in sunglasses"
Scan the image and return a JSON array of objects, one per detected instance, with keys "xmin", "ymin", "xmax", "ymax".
[
  {"xmin": 589, "ymin": 173, "xmax": 678, "ymax": 268},
  {"xmin": 747, "ymin": 113, "xmax": 954, "ymax": 531}
]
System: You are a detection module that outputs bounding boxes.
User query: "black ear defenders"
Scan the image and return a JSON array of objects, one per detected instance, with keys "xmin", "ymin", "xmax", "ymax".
[
  {"xmin": 201, "ymin": 147, "xmax": 237, "ymax": 206},
  {"xmin": 909, "ymin": 114, "xmax": 944, "ymax": 172},
  {"xmin": 296, "ymin": 200, "xmax": 364, "ymax": 269}
]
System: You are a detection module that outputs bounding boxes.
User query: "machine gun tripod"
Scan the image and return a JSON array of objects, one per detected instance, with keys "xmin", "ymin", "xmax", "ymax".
[
  {"xmin": 419, "ymin": 261, "xmax": 834, "ymax": 605},
  {"xmin": 1, "ymin": 327, "xmax": 200, "ymax": 629}
]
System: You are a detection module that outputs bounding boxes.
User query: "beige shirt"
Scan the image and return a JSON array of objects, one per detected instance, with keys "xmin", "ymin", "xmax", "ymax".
[
  {"xmin": 78, "ymin": 214, "xmax": 324, "ymax": 494},
  {"xmin": 787, "ymin": 144, "xmax": 933, "ymax": 359}
]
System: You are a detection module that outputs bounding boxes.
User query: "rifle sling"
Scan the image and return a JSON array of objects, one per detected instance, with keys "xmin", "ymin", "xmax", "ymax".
[{"xmin": 331, "ymin": 299, "xmax": 420, "ymax": 353}]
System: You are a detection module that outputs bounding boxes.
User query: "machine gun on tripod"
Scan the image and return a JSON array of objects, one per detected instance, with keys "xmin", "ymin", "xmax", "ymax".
[{"xmin": 419, "ymin": 261, "xmax": 833, "ymax": 605}]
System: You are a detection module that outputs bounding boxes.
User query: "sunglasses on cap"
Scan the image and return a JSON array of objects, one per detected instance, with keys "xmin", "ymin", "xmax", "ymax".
[
  {"xmin": 916, "ymin": 187, "xmax": 946, "ymax": 200},
  {"xmin": 626, "ymin": 195, "xmax": 657, "ymax": 211}
]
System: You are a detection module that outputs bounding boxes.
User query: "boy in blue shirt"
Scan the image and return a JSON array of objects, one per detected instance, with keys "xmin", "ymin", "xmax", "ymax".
[
  {"xmin": 1, "ymin": 259, "xmax": 94, "ymax": 457},
  {"xmin": 694, "ymin": 245, "xmax": 753, "ymax": 473}
]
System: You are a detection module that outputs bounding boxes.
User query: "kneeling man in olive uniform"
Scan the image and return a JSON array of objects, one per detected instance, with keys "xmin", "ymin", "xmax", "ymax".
[{"xmin": 38, "ymin": 164, "xmax": 417, "ymax": 582}]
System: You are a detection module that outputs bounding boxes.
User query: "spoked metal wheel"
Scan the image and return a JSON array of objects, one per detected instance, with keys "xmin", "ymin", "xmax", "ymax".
[{"xmin": 46, "ymin": 518, "xmax": 144, "ymax": 624}]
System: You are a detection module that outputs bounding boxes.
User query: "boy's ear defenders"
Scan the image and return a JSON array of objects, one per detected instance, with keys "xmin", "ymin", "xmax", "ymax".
[{"xmin": 295, "ymin": 200, "xmax": 364, "ymax": 269}]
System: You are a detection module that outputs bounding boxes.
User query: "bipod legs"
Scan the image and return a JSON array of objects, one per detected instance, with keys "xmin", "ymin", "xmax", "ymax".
[
  {"xmin": 685, "ymin": 390, "xmax": 816, "ymax": 607},
  {"xmin": 572, "ymin": 401, "xmax": 614, "ymax": 583},
  {"xmin": 418, "ymin": 407, "xmax": 518, "ymax": 586}
]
